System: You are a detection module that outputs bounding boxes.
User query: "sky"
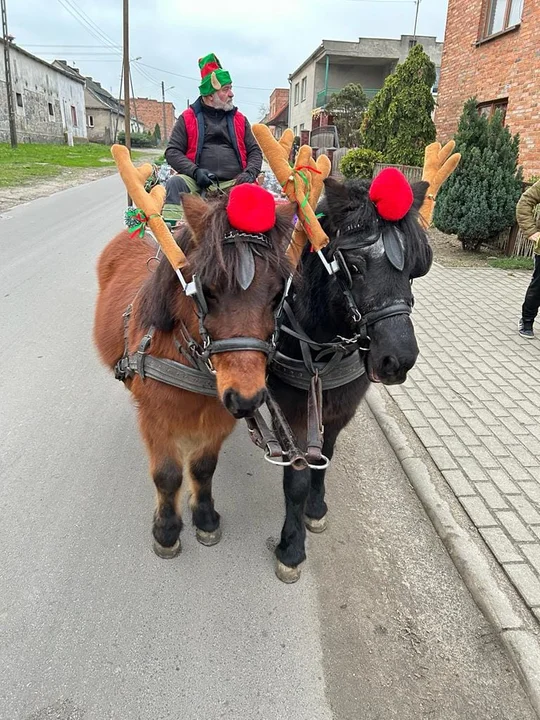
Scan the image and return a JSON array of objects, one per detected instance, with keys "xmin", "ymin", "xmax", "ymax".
[{"xmin": 6, "ymin": 0, "xmax": 450, "ymax": 123}]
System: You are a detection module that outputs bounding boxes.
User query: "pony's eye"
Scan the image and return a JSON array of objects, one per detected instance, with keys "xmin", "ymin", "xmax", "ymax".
[{"xmin": 204, "ymin": 288, "xmax": 217, "ymax": 302}]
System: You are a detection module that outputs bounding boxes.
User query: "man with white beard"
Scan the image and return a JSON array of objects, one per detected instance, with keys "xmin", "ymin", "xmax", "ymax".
[{"xmin": 163, "ymin": 53, "xmax": 263, "ymax": 218}]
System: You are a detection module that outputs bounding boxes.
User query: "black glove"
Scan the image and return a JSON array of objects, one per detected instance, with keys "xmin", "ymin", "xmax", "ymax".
[
  {"xmin": 194, "ymin": 168, "xmax": 216, "ymax": 189},
  {"xmin": 234, "ymin": 169, "xmax": 257, "ymax": 186}
]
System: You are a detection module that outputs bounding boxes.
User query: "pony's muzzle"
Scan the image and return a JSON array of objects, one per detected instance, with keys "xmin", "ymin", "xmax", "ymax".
[{"xmin": 222, "ymin": 388, "xmax": 267, "ymax": 419}]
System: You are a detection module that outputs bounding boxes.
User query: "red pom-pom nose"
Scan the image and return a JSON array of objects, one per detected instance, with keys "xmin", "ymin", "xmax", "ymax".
[
  {"xmin": 368, "ymin": 168, "xmax": 414, "ymax": 221},
  {"xmin": 226, "ymin": 184, "xmax": 276, "ymax": 233}
]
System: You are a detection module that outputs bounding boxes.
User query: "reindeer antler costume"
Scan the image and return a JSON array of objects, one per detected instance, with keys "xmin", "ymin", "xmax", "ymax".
[
  {"xmin": 419, "ymin": 140, "xmax": 461, "ymax": 227},
  {"xmin": 111, "ymin": 145, "xmax": 188, "ymax": 273},
  {"xmin": 252, "ymin": 125, "xmax": 332, "ymax": 265}
]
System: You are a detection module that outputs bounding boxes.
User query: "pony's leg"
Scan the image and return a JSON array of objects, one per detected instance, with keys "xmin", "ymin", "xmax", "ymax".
[
  {"xmin": 141, "ymin": 427, "xmax": 185, "ymax": 559},
  {"xmin": 188, "ymin": 450, "xmax": 222, "ymax": 547},
  {"xmin": 151, "ymin": 454, "xmax": 184, "ymax": 558},
  {"xmin": 275, "ymin": 465, "xmax": 311, "ymax": 583},
  {"xmin": 304, "ymin": 423, "xmax": 341, "ymax": 533}
]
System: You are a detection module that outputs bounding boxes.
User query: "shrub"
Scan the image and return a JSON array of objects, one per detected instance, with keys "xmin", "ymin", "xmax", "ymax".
[
  {"xmin": 117, "ymin": 131, "xmax": 155, "ymax": 148},
  {"xmin": 340, "ymin": 148, "xmax": 384, "ymax": 179},
  {"xmin": 434, "ymin": 98, "xmax": 523, "ymax": 251}
]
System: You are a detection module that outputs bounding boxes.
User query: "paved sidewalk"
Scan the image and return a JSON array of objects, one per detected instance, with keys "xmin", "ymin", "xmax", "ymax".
[{"xmin": 386, "ymin": 262, "xmax": 540, "ymax": 621}]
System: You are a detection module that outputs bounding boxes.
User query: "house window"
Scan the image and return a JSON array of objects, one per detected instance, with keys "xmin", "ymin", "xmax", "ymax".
[
  {"xmin": 409, "ymin": 39, "xmax": 417, "ymax": 49},
  {"xmin": 300, "ymin": 123, "xmax": 305, "ymax": 132},
  {"xmin": 87, "ymin": 115, "xmax": 94, "ymax": 128},
  {"xmin": 70, "ymin": 105, "xmax": 78, "ymax": 127},
  {"xmin": 16, "ymin": 92, "xmax": 23, "ymax": 108},
  {"xmin": 294, "ymin": 83, "xmax": 299, "ymax": 105},
  {"xmin": 432, "ymin": 67, "xmax": 441, "ymax": 94},
  {"xmin": 477, "ymin": 98, "xmax": 508, "ymax": 124},
  {"xmin": 48, "ymin": 102, "xmax": 54, "ymax": 117},
  {"xmin": 301, "ymin": 77, "xmax": 307, "ymax": 102},
  {"xmin": 293, "ymin": 125, "xmax": 298, "ymax": 137},
  {"xmin": 485, "ymin": 0, "xmax": 523, "ymax": 37}
]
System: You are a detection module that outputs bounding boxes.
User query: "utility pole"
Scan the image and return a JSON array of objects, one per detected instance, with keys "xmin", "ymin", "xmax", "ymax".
[
  {"xmin": 122, "ymin": 0, "xmax": 131, "ymax": 153},
  {"xmin": 113, "ymin": 64, "xmax": 123, "ymax": 144},
  {"xmin": 413, "ymin": 0, "xmax": 421, "ymax": 42},
  {"xmin": 1, "ymin": 0, "xmax": 17, "ymax": 148},
  {"xmin": 130, "ymin": 74, "xmax": 139, "ymax": 132},
  {"xmin": 122, "ymin": 0, "xmax": 131, "ymax": 206},
  {"xmin": 161, "ymin": 81, "xmax": 167, "ymax": 147}
]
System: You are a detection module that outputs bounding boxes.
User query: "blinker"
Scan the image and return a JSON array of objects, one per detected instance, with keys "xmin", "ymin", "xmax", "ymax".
[{"xmin": 382, "ymin": 226, "xmax": 405, "ymax": 272}]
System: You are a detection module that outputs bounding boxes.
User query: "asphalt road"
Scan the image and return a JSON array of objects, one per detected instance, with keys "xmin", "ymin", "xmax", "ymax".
[{"xmin": 0, "ymin": 176, "xmax": 535, "ymax": 720}]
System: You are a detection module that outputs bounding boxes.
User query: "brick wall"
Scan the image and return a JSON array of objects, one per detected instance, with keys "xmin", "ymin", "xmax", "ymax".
[
  {"xmin": 435, "ymin": 0, "xmax": 540, "ymax": 178},
  {"xmin": 269, "ymin": 89, "xmax": 289, "ymax": 118},
  {"xmin": 130, "ymin": 97, "xmax": 176, "ymax": 141}
]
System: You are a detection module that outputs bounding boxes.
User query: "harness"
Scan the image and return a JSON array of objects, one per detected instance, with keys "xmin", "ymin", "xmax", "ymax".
[
  {"xmin": 114, "ymin": 221, "xmax": 414, "ymax": 472},
  {"xmin": 246, "ymin": 223, "xmax": 414, "ymax": 469},
  {"xmin": 114, "ymin": 230, "xmax": 278, "ymax": 392}
]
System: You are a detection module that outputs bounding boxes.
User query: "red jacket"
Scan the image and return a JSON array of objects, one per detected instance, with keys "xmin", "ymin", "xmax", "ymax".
[{"xmin": 183, "ymin": 102, "xmax": 247, "ymax": 170}]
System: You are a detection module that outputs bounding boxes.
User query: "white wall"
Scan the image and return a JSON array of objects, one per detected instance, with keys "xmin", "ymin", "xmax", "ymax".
[{"xmin": 0, "ymin": 45, "xmax": 86, "ymax": 143}]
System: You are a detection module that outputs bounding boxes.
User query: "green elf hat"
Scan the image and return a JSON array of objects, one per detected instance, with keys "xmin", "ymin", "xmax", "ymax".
[{"xmin": 198, "ymin": 53, "xmax": 232, "ymax": 96}]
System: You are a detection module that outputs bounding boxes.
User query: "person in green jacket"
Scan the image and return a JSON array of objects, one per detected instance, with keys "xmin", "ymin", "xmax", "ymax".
[{"xmin": 516, "ymin": 179, "xmax": 540, "ymax": 338}]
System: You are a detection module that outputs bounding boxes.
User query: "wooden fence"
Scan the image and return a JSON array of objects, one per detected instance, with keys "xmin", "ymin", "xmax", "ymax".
[{"xmin": 314, "ymin": 150, "xmax": 532, "ymax": 258}]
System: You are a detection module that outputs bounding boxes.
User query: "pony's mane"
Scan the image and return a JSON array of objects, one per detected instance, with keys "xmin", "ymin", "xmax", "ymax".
[
  {"xmin": 178, "ymin": 194, "xmax": 293, "ymax": 291},
  {"xmin": 320, "ymin": 178, "xmax": 430, "ymax": 267},
  {"xmin": 137, "ymin": 194, "xmax": 292, "ymax": 332}
]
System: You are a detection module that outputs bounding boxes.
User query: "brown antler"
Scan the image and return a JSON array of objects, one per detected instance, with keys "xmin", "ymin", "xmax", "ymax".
[
  {"xmin": 419, "ymin": 141, "xmax": 461, "ymax": 228},
  {"xmin": 288, "ymin": 151, "xmax": 331, "ymax": 265},
  {"xmin": 252, "ymin": 125, "xmax": 331, "ymax": 262},
  {"xmin": 111, "ymin": 144, "xmax": 187, "ymax": 270}
]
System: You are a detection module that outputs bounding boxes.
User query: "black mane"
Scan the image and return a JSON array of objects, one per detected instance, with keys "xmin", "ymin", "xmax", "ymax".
[{"xmin": 284, "ymin": 177, "xmax": 432, "ymax": 342}]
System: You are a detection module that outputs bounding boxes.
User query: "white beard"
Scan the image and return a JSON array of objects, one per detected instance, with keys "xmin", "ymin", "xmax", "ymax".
[{"xmin": 212, "ymin": 96, "xmax": 234, "ymax": 112}]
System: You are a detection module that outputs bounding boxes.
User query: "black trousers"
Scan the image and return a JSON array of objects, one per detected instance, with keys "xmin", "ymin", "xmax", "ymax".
[
  {"xmin": 164, "ymin": 175, "xmax": 191, "ymax": 204},
  {"xmin": 522, "ymin": 254, "xmax": 540, "ymax": 324}
]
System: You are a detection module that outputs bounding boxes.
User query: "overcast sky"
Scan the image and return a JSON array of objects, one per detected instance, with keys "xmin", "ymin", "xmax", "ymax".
[{"xmin": 7, "ymin": 0, "xmax": 449, "ymax": 122}]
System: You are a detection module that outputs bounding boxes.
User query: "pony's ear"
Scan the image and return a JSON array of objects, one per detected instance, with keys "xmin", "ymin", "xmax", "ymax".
[
  {"xmin": 323, "ymin": 177, "xmax": 350, "ymax": 220},
  {"xmin": 275, "ymin": 200, "xmax": 297, "ymax": 224},
  {"xmin": 181, "ymin": 193, "xmax": 208, "ymax": 242},
  {"xmin": 411, "ymin": 181, "xmax": 430, "ymax": 211}
]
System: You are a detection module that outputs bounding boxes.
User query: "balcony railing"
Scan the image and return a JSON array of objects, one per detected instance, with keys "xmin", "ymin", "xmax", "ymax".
[{"xmin": 315, "ymin": 87, "xmax": 380, "ymax": 107}]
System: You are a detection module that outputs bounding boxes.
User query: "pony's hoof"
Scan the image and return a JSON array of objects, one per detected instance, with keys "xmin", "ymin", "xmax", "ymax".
[
  {"xmin": 275, "ymin": 560, "xmax": 301, "ymax": 584},
  {"xmin": 153, "ymin": 538, "xmax": 181, "ymax": 559},
  {"xmin": 196, "ymin": 527, "xmax": 222, "ymax": 547},
  {"xmin": 305, "ymin": 513, "xmax": 328, "ymax": 533}
]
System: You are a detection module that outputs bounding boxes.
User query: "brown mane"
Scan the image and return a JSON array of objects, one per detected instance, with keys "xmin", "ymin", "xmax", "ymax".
[{"xmin": 138, "ymin": 195, "xmax": 293, "ymax": 332}]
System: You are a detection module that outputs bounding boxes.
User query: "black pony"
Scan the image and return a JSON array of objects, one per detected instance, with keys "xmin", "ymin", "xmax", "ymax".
[{"xmin": 268, "ymin": 174, "xmax": 433, "ymax": 582}]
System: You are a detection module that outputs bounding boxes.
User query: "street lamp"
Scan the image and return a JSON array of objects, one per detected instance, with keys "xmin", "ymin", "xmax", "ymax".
[{"xmin": 161, "ymin": 83, "xmax": 174, "ymax": 145}]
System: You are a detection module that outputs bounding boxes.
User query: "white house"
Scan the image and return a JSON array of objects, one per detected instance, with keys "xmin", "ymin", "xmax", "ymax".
[{"xmin": 0, "ymin": 39, "xmax": 87, "ymax": 144}]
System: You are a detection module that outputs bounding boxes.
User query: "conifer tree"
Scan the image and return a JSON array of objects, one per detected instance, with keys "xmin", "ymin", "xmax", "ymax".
[
  {"xmin": 434, "ymin": 98, "xmax": 522, "ymax": 250},
  {"xmin": 362, "ymin": 44, "xmax": 436, "ymax": 166}
]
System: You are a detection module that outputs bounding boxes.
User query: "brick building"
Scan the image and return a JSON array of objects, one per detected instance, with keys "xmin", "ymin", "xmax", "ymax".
[
  {"xmin": 261, "ymin": 88, "xmax": 289, "ymax": 139},
  {"xmin": 436, "ymin": 0, "xmax": 539, "ymax": 178},
  {"xmin": 131, "ymin": 97, "xmax": 175, "ymax": 143}
]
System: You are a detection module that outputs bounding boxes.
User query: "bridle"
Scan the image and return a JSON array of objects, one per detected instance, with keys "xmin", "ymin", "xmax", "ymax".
[
  {"xmin": 317, "ymin": 221, "xmax": 415, "ymax": 337},
  {"xmin": 114, "ymin": 229, "xmax": 289, "ymax": 384},
  {"xmin": 176, "ymin": 231, "xmax": 283, "ymax": 373},
  {"xmin": 247, "ymin": 222, "xmax": 415, "ymax": 471}
]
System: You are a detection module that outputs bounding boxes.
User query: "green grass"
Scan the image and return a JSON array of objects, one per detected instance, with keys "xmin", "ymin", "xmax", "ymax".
[
  {"xmin": 0, "ymin": 142, "xmax": 142, "ymax": 188},
  {"xmin": 488, "ymin": 256, "xmax": 534, "ymax": 271}
]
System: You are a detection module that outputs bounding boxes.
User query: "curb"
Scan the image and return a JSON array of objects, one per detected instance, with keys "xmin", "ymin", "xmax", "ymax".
[{"xmin": 365, "ymin": 384, "xmax": 540, "ymax": 718}]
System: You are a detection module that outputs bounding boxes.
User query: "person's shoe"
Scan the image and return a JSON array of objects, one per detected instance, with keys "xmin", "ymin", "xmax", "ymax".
[{"xmin": 519, "ymin": 319, "xmax": 535, "ymax": 338}]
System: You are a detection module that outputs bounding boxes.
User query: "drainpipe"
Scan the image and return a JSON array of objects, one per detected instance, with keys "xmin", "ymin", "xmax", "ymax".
[{"xmin": 324, "ymin": 55, "xmax": 329, "ymax": 106}]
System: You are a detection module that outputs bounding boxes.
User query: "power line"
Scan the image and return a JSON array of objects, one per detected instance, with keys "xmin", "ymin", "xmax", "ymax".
[
  {"xmin": 136, "ymin": 61, "xmax": 274, "ymax": 92},
  {"xmin": 54, "ymin": 0, "xmax": 273, "ymax": 100},
  {"xmin": 24, "ymin": 43, "xmax": 121, "ymax": 48}
]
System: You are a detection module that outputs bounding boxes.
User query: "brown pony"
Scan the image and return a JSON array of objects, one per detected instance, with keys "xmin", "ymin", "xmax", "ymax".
[{"xmin": 93, "ymin": 192, "xmax": 294, "ymax": 558}]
